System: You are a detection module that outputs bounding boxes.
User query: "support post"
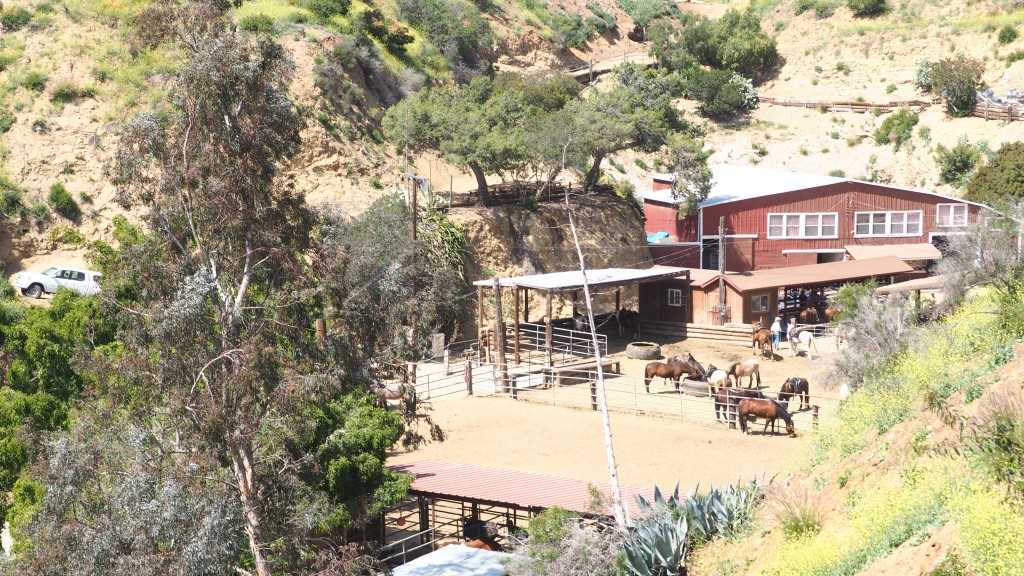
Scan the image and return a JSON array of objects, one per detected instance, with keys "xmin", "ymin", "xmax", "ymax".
[
  {"xmin": 572, "ymin": 290, "xmax": 578, "ymax": 318},
  {"xmin": 444, "ymin": 348, "xmax": 450, "ymax": 375},
  {"xmin": 545, "ymin": 291, "xmax": 553, "ymax": 368},
  {"xmin": 523, "ymin": 289, "xmax": 529, "ymax": 323},
  {"xmin": 615, "ymin": 288, "xmax": 620, "ymax": 312},
  {"xmin": 477, "ymin": 285, "xmax": 485, "ymax": 351},
  {"xmin": 493, "ymin": 279, "xmax": 509, "ymax": 393},
  {"xmin": 812, "ymin": 405, "xmax": 820, "ymax": 431},
  {"xmin": 513, "ymin": 286, "xmax": 521, "ymax": 365},
  {"xmin": 718, "ymin": 216, "xmax": 727, "ymax": 326},
  {"xmin": 465, "ymin": 356, "xmax": 474, "ymax": 395},
  {"xmin": 315, "ymin": 318, "xmax": 326, "ymax": 351}
]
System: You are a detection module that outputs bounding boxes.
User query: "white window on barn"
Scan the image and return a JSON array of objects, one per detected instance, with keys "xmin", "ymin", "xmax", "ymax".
[
  {"xmin": 854, "ymin": 211, "xmax": 923, "ymax": 237},
  {"xmin": 751, "ymin": 294, "xmax": 770, "ymax": 313},
  {"xmin": 767, "ymin": 213, "xmax": 839, "ymax": 239},
  {"xmin": 936, "ymin": 203, "xmax": 968, "ymax": 227},
  {"xmin": 667, "ymin": 288, "xmax": 683, "ymax": 307}
]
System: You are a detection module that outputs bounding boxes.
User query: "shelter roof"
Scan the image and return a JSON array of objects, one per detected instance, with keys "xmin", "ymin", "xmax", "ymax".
[
  {"xmin": 390, "ymin": 460, "xmax": 651, "ymax": 518},
  {"xmin": 683, "ymin": 257, "xmax": 914, "ymax": 292},
  {"xmin": 643, "ymin": 164, "xmax": 993, "ymax": 210},
  {"xmin": 471, "ymin": 267, "xmax": 688, "ymax": 291},
  {"xmin": 390, "ymin": 544, "xmax": 509, "ymax": 576},
  {"xmin": 844, "ymin": 243, "xmax": 942, "ymax": 261},
  {"xmin": 875, "ymin": 274, "xmax": 949, "ymax": 295}
]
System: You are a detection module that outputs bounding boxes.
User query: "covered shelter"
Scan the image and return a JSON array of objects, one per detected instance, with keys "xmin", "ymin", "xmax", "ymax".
[
  {"xmin": 661, "ymin": 256, "xmax": 915, "ymax": 324},
  {"xmin": 845, "ymin": 243, "xmax": 941, "ymax": 274},
  {"xmin": 472, "ymin": 267, "xmax": 688, "ymax": 369}
]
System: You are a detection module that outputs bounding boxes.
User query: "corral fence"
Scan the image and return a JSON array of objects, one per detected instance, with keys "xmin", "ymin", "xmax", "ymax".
[
  {"xmin": 565, "ymin": 50, "xmax": 654, "ymax": 83},
  {"xmin": 760, "ymin": 96, "xmax": 936, "ymax": 113},
  {"xmin": 970, "ymin": 99, "xmax": 1024, "ymax": 121}
]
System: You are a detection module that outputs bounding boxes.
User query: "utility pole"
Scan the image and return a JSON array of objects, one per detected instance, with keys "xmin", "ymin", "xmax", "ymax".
[{"xmin": 718, "ymin": 216, "xmax": 726, "ymax": 326}]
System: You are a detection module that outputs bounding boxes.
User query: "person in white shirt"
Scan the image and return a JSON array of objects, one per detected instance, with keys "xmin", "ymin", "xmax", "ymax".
[{"xmin": 770, "ymin": 316, "xmax": 783, "ymax": 349}]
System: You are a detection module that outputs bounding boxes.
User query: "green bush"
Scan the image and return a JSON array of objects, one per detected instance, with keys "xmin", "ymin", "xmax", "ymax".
[
  {"xmin": 47, "ymin": 183, "xmax": 81, "ymax": 220},
  {"xmin": 0, "ymin": 110, "xmax": 14, "ymax": 133},
  {"xmin": 934, "ymin": 136, "xmax": 984, "ymax": 188},
  {"xmin": 0, "ymin": 187, "xmax": 23, "ymax": 217},
  {"xmin": 848, "ymin": 0, "xmax": 887, "ymax": 17},
  {"xmin": 548, "ymin": 12, "xmax": 593, "ymax": 50},
  {"xmin": 686, "ymin": 70, "xmax": 757, "ymax": 117},
  {"xmin": 587, "ymin": 3, "xmax": 616, "ymax": 32},
  {"xmin": 873, "ymin": 108, "xmax": 918, "ymax": 150},
  {"xmin": 966, "ymin": 142, "xmax": 1024, "ymax": 204},
  {"xmin": 239, "ymin": 13, "xmax": 276, "ymax": 34},
  {"xmin": 999, "ymin": 25, "xmax": 1018, "ymax": 45},
  {"xmin": 1007, "ymin": 49, "xmax": 1024, "ymax": 64},
  {"xmin": 29, "ymin": 201, "xmax": 48, "ymax": 220},
  {"xmin": 616, "ymin": 0, "xmax": 673, "ymax": 28},
  {"xmin": 828, "ymin": 169, "xmax": 846, "ymax": 177},
  {"xmin": 48, "ymin": 226, "xmax": 86, "ymax": 246},
  {"xmin": 305, "ymin": 0, "xmax": 351, "ymax": 19},
  {"xmin": 928, "ymin": 55, "xmax": 984, "ymax": 117},
  {"xmin": 649, "ymin": 7, "xmax": 778, "ymax": 77},
  {"xmin": 397, "ymin": 0, "xmax": 493, "ymax": 78},
  {"xmin": 0, "ymin": 7, "xmax": 33, "ymax": 30},
  {"xmin": 21, "ymin": 69, "xmax": 48, "ymax": 92},
  {"xmin": 362, "ymin": 8, "xmax": 414, "ymax": 55},
  {"xmin": 796, "ymin": 0, "xmax": 838, "ymax": 18},
  {"xmin": 368, "ymin": 175, "xmax": 384, "ymax": 190},
  {"xmin": 50, "ymin": 81, "xmax": 84, "ymax": 103}
]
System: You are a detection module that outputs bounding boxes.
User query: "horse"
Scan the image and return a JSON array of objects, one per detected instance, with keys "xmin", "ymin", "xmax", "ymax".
[
  {"xmin": 726, "ymin": 359, "xmax": 761, "ymax": 388},
  {"xmin": 788, "ymin": 328, "xmax": 818, "ymax": 359},
  {"xmin": 737, "ymin": 398, "xmax": 796, "ymax": 437},
  {"xmin": 643, "ymin": 354, "xmax": 705, "ymax": 393},
  {"xmin": 751, "ymin": 321, "xmax": 774, "ymax": 360},
  {"xmin": 778, "ymin": 377, "xmax": 811, "ymax": 411},
  {"xmin": 613, "ymin": 308, "xmax": 641, "ymax": 340},
  {"xmin": 573, "ymin": 314, "xmax": 590, "ymax": 332},
  {"xmin": 798, "ymin": 306, "xmax": 838, "ymax": 325},
  {"xmin": 714, "ymin": 386, "xmax": 766, "ymax": 429},
  {"xmin": 370, "ymin": 381, "xmax": 415, "ymax": 410},
  {"xmin": 437, "ymin": 535, "xmax": 503, "ymax": 552},
  {"xmin": 704, "ymin": 363, "xmax": 729, "ymax": 396}
]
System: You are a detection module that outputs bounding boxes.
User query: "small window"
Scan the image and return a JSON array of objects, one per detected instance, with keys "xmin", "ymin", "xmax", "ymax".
[
  {"xmin": 667, "ymin": 288, "xmax": 683, "ymax": 307},
  {"xmin": 751, "ymin": 294, "xmax": 770, "ymax": 313},
  {"xmin": 936, "ymin": 203, "xmax": 967, "ymax": 227}
]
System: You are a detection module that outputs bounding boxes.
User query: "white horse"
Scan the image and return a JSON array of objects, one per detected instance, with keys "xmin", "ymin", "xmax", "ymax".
[
  {"xmin": 705, "ymin": 364, "xmax": 730, "ymax": 396},
  {"xmin": 789, "ymin": 329, "xmax": 819, "ymax": 359}
]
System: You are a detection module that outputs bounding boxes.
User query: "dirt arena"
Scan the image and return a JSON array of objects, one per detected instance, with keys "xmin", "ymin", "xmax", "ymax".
[{"xmin": 388, "ymin": 332, "xmax": 840, "ymax": 493}]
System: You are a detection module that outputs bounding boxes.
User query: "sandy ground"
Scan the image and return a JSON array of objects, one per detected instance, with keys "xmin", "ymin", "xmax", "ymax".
[{"xmin": 389, "ymin": 333, "xmax": 837, "ymax": 493}]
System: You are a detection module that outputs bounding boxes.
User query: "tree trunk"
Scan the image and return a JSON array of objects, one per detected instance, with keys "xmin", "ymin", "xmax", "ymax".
[
  {"xmin": 231, "ymin": 442, "xmax": 272, "ymax": 576},
  {"xmin": 469, "ymin": 162, "xmax": 491, "ymax": 206},
  {"xmin": 583, "ymin": 151, "xmax": 606, "ymax": 192}
]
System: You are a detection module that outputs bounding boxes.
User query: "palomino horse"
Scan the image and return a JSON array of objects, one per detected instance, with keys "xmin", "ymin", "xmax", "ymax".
[
  {"xmin": 643, "ymin": 353, "xmax": 706, "ymax": 393},
  {"xmin": 737, "ymin": 398, "xmax": 796, "ymax": 437},
  {"xmin": 370, "ymin": 381, "xmax": 416, "ymax": 410},
  {"xmin": 779, "ymin": 377, "xmax": 811, "ymax": 411},
  {"xmin": 726, "ymin": 359, "xmax": 761, "ymax": 388},
  {"xmin": 714, "ymin": 386, "xmax": 766, "ymax": 429},
  {"xmin": 705, "ymin": 364, "xmax": 729, "ymax": 396},
  {"xmin": 751, "ymin": 322, "xmax": 774, "ymax": 360},
  {"xmin": 438, "ymin": 535, "xmax": 503, "ymax": 552},
  {"xmin": 788, "ymin": 327, "xmax": 819, "ymax": 359}
]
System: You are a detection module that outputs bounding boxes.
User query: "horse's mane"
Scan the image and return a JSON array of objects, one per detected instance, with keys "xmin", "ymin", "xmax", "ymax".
[{"xmin": 772, "ymin": 400, "xmax": 794, "ymax": 424}]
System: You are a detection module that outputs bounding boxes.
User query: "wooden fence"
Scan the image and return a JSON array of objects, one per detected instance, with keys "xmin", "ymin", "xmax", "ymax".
[
  {"xmin": 971, "ymin": 99, "xmax": 1024, "ymax": 121},
  {"xmin": 760, "ymin": 96, "xmax": 935, "ymax": 113}
]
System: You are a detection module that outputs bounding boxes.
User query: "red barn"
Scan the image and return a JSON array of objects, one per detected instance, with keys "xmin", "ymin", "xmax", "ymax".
[{"xmin": 643, "ymin": 164, "xmax": 995, "ymax": 272}]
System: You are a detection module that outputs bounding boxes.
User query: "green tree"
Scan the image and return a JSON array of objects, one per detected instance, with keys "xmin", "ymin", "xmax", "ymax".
[
  {"xmin": 927, "ymin": 54, "xmax": 984, "ymax": 117},
  {"xmin": 648, "ymin": 8, "xmax": 778, "ymax": 77},
  {"xmin": 935, "ymin": 136, "xmax": 987, "ymax": 188},
  {"xmin": 684, "ymin": 69, "xmax": 757, "ymax": 117},
  {"xmin": 965, "ymin": 142, "xmax": 1024, "ymax": 205},
  {"xmin": 666, "ymin": 131, "xmax": 712, "ymax": 216}
]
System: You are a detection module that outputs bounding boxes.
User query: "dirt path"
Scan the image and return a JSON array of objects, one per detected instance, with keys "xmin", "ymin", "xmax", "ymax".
[{"xmin": 390, "ymin": 333, "xmax": 838, "ymax": 492}]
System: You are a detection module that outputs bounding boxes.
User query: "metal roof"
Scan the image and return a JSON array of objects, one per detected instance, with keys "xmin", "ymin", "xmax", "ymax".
[
  {"xmin": 844, "ymin": 243, "xmax": 942, "ymax": 261},
  {"xmin": 643, "ymin": 164, "xmax": 993, "ymax": 210},
  {"xmin": 472, "ymin": 267, "xmax": 688, "ymax": 291},
  {"xmin": 684, "ymin": 257, "xmax": 915, "ymax": 292},
  {"xmin": 875, "ymin": 273, "xmax": 949, "ymax": 295},
  {"xmin": 391, "ymin": 460, "xmax": 652, "ymax": 518},
  {"xmin": 391, "ymin": 544, "xmax": 509, "ymax": 576}
]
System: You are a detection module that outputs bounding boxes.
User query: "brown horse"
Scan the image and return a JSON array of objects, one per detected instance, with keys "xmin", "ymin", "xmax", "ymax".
[
  {"xmin": 714, "ymin": 386, "xmax": 766, "ymax": 429},
  {"xmin": 798, "ymin": 306, "xmax": 838, "ymax": 325},
  {"xmin": 751, "ymin": 322, "xmax": 774, "ymax": 360},
  {"xmin": 726, "ymin": 359, "xmax": 761, "ymax": 388},
  {"xmin": 779, "ymin": 377, "xmax": 811, "ymax": 411},
  {"xmin": 737, "ymin": 398, "xmax": 796, "ymax": 437},
  {"xmin": 643, "ymin": 353, "xmax": 706, "ymax": 393},
  {"xmin": 437, "ymin": 535, "xmax": 503, "ymax": 552}
]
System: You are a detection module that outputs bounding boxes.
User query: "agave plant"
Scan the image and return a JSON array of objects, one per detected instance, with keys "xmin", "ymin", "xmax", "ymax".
[{"xmin": 623, "ymin": 497, "xmax": 688, "ymax": 576}]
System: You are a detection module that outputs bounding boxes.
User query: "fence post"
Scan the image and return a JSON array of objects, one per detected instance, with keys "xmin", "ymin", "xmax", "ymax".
[
  {"xmin": 812, "ymin": 405, "xmax": 820, "ymax": 431},
  {"xmin": 465, "ymin": 357, "xmax": 474, "ymax": 395},
  {"xmin": 444, "ymin": 348, "xmax": 450, "ymax": 375}
]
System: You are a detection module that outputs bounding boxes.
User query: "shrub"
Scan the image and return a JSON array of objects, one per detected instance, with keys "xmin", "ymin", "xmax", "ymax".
[
  {"xmin": 50, "ymin": 81, "xmax": 84, "ymax": 103},
  {"xmin": 397, "ymin": 0, "xmax": 493, "ymax": 79},
  {"xmin": 886, "ymin": 83, "xmax": 897, "ymax": 94},
  {"xmin": 0, "ymin": 110, "xmax": 14, "ymax": 133},
  {"xmin": 928, "ymin": 54, "xmax": 984, "ymax": 117},
  {"xmin": 1007, "ymin": 49, "xmax": 1024, "ymax": 64},
  {"xmin": 649, "ymin": 7, "xmax": 778, "ymax": 77},
  {"xmin": 848, "ymin": 0, "xmax": 887, "ymax": 17},
  {"xmin": 48, "ymin": 226, "xmax": 86, "ymax": 246},
  {"xmin": 616, "ymin": 0, "xmax": 673, "ymax": 28},
  {"xmin": 549, "ymin": 12, "xmax": 593, "ymax": 50},
  {"xmin": 0, "ymin": 7, "xmax": 33, "ymax": 30},
  {"xmin": 369, "ymin": 175, "xmax": 384, "ymax": 190},
  {"xmin": 828, "ymin": 169, "xmax": 845, "ymax": 177},
  {"xmin": 587, "ymin": 3, "xmax": 616, "ymax": 32},
  {"xmin": 305, "ymin": 0, "xmax": 350, "ymax": 20},
  {"xmin": 362, "ymin": 9, "xmax": 414, "ymax": 55},
  {"xmin": 934, "ymin": 136, "xmax": 983, "ymax": 187},
  {"xmin": 0, "ymin": 188, "xmax": 23, "ymax": 217},
  {"xmin": 999, "ymin": 25, "xmax": 1018, "ymax": 45},
  {"xmin": 965, "ymin": 141, "xmax": 1024, "ymax": 204},
  {"xmin": 29, "ymin": 201, "xmax": 48, "ymax": 220},
  {"xmin": 873, "ymin": 108, "xmax": 918, "ymax": 150},
  {"xmin": 766, "ymin": 482, "xmax": 823, "ymax": 537},
  {"xmin": 239, "ymin": 13, "xmax": 276, "ymax": 34},
  {"xmin": 686, "ymin": 70, "xmax": 758, "ymax": 117},
  {"xmin": 47, "ymin": 183, "xmax": 81, "ymax": 220},
  {"xmin": 21, "ymin": 69, "xmax": 48, "ymax": 92}
]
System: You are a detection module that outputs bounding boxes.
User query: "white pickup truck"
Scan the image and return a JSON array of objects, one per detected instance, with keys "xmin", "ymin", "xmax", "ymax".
[{"xmin": 10, "ymin": 266, "xmax": 102, "ymax": 298}]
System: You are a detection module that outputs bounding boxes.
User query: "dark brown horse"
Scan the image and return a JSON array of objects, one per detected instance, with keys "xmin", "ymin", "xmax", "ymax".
[
  {"xmin": 738, "ymin": 398, "xmax": 796, "ymax": 437},
  {"xmin": 779, "ymin": 377, "xmax": 811, "ymax": 411},
  {"xmin": 643, "ymin": 353, "xmax": 706, "ymax": 393},
  {"xmin": 798, "ymin": 306, "xmax": 838, "ymax": 325},
  {"xmin": 751, "ymin": 321, "xmax": 774, "ymax": 360},
  {"xmin": 714, "ymin": 386, "xmax": 767, "ymax": 429}
]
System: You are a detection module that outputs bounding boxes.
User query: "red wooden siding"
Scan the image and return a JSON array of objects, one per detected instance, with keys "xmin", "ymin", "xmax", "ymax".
[
  {"xmin": 644, "ymin": 201, "xmax": 698, "ymax": 241},
  {"xmin": 646, "ymin": 180, "xmax": 989, "ymax": 272},
  {"xmin": 639, "ymin": 279, "xmax": 691, "ymax": 324},
  {"xmin": 650, "ymin": 245, "xmax": 700, "ymax": 268}
]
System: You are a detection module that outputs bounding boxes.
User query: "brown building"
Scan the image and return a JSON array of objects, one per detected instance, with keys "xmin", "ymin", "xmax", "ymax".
[{"xmin": 643, "ymin": 164, "xmax": 994, "ymax": 272}]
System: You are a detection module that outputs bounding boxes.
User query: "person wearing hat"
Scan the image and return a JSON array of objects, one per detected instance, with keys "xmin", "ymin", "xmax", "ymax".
[{"xmin": 770, "ymin": 315, "xmax": 783, "ymax": 349}]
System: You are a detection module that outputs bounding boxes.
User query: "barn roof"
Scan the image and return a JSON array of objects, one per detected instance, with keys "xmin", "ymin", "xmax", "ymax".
[
  {"xmin": 643, "ymin": 164, "xmax": 992, "ymax": 210},
  {"xmin": 875, "ymin": 273, "xmax": 950, "ymax": 295},
  {"xmin": 681, "ymin": 257, "xmax": 915, "ymax": 292},
  {"xmin": 391, "ymin": 460, "xmax": 652, "ymax": 518},
  {"xmin": 844, "ymin": 243, "xmax": 942, "ymax": 261},
  {"xmin": 471, "ymin": 267, "xmax": 688, "ymax": 291}
]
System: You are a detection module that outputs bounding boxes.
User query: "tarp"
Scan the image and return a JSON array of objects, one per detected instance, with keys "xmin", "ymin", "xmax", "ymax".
[
  {"xmin": 390, "ymin": 545, "xmax": 509, "ymax": 576},
  {"xmin": 844, "ymin": 243, "xmax": 942, "ymax": 261}
]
